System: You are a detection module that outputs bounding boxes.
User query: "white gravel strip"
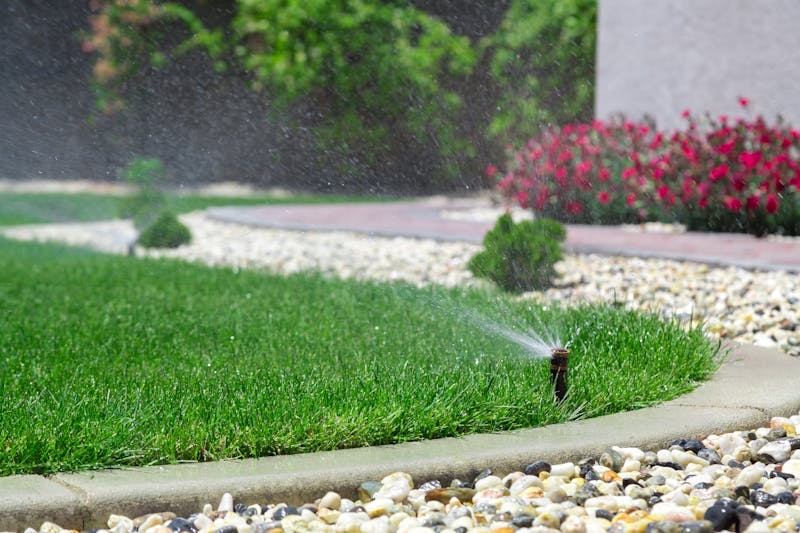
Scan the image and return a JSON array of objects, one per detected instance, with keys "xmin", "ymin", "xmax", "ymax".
[{"xmin": 3, "ymin": 211, "xmax": 799, "ymax": 355}]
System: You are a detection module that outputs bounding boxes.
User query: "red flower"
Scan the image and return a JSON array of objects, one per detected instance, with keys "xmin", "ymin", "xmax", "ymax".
[
  {"xmin": 765, "ymin": 194, "xmax": 780, "ymax": 214},
  {"xmin": 626, "ymin": 193, "xmax": 637, "ymax": 207},
  {"xmin": 746, "ymin": 195, "xmax": 760, "ymax": 211},
  {"xmin": 622, "ymin": 167, "xmax": 638, "ymax": 180},
  {"xmin": 598, "ymin": 167, "xmax": 611, "ymax": 181},
  {"xmin": 555, "ymin": 167, "xmax": 568, "ymax": 181},
  {"xmin": 682, "ymin": 177, "xmax": 695, "ymax": 197},
  {"xmin": 709, "ymin": 164, "xmax": 729, "ymax": 181},
  {"xmin": 681, "ymin": 144, "xmax": 698, "ymax": 164},
  {"xmin": 657, "ymin": 185, "xmax": 671, "ymax": 200},
  {"xmin": 738, "ymin": 151, "xmax": 762, "ymax": 169},
  {"xmin": 649, "ymin": 133, "xmax": 664, "ymax": 150},
  {"xmin": 485, "ymin": 165, "xmax": 498, "ymax": 178},
  {"xmin": 498, "ymin": 174, "xmax": 513, "ymax": 190},
  {"xmin": 576, "ymin": 160, "xmax": 592, "ymax": 175},
  {"xmin": 681, "ymin": 109, "xmax": 691, "ymax": 119},
  {"xmin": 738, "ymin": 97, "xmax": 750, "ymax": 108},
  {"xmin": 516, "ymin": 190, "xmax": 530, "ymax": 209},
  {"xmin": 597, "ymin": 191, "xmax": 611, "ymax": 205},
  {"xmin": 724, "ymin": 196, "xmax": 743, "ymax": 212},
  {"xmin": 565, "ymin": 200, "xmax": 583, "ymax": 214},
  {"xmin": 558, "ymin": 150, "xmax": 572, "ymax": 164},
  {"xmin": 534, "ymin": 189, "xmax": 550, "ymax": 210},
  {"xmin": 717, "ymin": 140, "xmax": 736, "ymax": 155}
]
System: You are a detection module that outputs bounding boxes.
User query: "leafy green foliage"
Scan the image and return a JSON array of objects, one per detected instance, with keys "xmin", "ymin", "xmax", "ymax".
[
  {"xmin": 136, "ymin": 211, "xmax": 192, "ymax": 248},
  {"xmin": 469, "ymin": 214, "xmax": 566, "ymax": 293},
  {"xmin": 82, "ymin": 1, "xmax": 599, "ymax": 189},
  {"xmin": 483, "ymin": 0, "xmax": 597, "ymax": 142},
  {"xmin": 117, "ymin": 157, "xmax": 168, "ymax": 229},
  {"xmin": 231, "ymin": 0, "xmax": 476, "ymax": 185}
]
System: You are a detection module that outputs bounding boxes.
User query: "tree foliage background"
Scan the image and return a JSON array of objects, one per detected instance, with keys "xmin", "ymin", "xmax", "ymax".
[{"xmin": 83, "ymin": 0, "xmax": 596, "ymax": 193}]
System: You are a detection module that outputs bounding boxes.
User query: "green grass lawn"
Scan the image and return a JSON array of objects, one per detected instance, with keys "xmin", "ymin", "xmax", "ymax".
[
  {"xmin": 0, "ymin": 191, "xmax": 382, "ymax": 226},
  {"xmin": 0, "ymin": 237, "xmax": 721, "ymax": 476}
]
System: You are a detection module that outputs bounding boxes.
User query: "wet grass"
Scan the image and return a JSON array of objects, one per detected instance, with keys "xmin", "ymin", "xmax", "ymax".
[
  {"xmin": 0, "ymin": 238, "xmax": 721, "ymax": 476},
  {"xmin": 0, "ymin": 191, "xmax": 382, "ymax": 226}
]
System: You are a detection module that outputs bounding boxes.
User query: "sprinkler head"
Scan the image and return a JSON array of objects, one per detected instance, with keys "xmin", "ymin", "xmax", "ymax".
[{"xmin": 550, "ymin": 348, "xmax": 569, "ymax": 402}]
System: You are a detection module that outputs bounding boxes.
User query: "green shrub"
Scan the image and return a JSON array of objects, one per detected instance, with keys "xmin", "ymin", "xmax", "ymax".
[
  {"xmin": 117, "ymin": 157, "xmax": 168, "ymax": 230},
  {"xmin": 84, "ymin": 0, "xmax": 477, "ymax": 189},
  {"xmin": 482, "ymin": 0, "xmax": 597, "ymax": 142},
  {"xmin": 137, "ymin": 211, "xmax": 191, "ymax": 249},
  {"xmin": 469, "ymin": 214, "xmax": 565, "ymax": 293}
]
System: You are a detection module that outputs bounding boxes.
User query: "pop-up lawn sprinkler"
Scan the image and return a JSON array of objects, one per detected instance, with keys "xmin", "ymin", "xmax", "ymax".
[{"xmin": 550, "ymin": 348, "xmax": 569, "ymax": 402}]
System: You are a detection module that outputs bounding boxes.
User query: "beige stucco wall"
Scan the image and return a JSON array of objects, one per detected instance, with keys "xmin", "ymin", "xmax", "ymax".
[{"xmin": 595, "ymin": 0, "xmax": 800, "ymax": 130}]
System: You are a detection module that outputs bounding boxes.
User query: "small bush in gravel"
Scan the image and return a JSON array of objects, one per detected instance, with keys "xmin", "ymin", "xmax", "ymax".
[
  {"xmin": 469, "ymin": 214, "xmax": 565, "ymax": 293},
  {"xmin": 137, "ymin": 211, "xmax": 191, "ymax": 249},
  {"xmin": 117, "ymin": 157, "xmax": 168, "ymax": 230}
]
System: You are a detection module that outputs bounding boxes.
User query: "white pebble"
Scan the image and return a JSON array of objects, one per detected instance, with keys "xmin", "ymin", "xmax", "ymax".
[
  {"xmin": 39, "ymin": 522, "xmax": 64, "ymax": 533},
  {"xmin": 560, "ymin": 515, "xmax": 586, "ymax": 533},
  {"xmin": 374, "ymin": 475, "xmax": 411, "ymax": 503},
  {"xmin": 510, "ymin": 475, "xmax": 543, "ymax": 496},
  {"xmin": 782, "ymin": 459, "xmax": 800, "ymax": 477},
  {"xmin": 218, "ymin": 492, "xmax": 234, "ymax": 514},
  {"xmin": 613, "ymin": 446, "xmax": 646, "ymax": 462},
  {"xmin": 718, "ymin": 433, "xmax": 747, "ymax": 456},
  {"xmin": 335, "ymin": 511, "xmax": 370, "ymax": 529},
  {"xmin": 319, "ymin": 491, "xmax": 342, "ymax": 510},
  {"xmin": 550, "ymin": 462, "xmax": 576, "ymax": 478},
  {"xmin": 735, "ymin": 465, "xmax": 765, "ymax": 487},
  {"xmin": 363, "ymin": 498, "xmax": 394, "ymax": 518},
  {"xmin": 360, "ymin": 515, "xmax": 390, "ymax": 533},
  {"xmin": 758, "ymin": 440, "xmax": 792, "ymax": 462},
  {"xmin": 474, "ymin": 475, "xmax": 504, "ymax": 491},
  {"xmin": 620, "ymin": 459, "xmax": 641, "ymax": 473},
  {"xmin": 108, "ymin": 515, "xmax": 133, "ymax": 533}
]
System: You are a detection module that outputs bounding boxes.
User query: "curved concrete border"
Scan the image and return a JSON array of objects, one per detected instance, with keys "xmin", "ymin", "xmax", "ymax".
[{"xmin": 2, "ymin": 344, "xmax": 799, "ymax": 531}]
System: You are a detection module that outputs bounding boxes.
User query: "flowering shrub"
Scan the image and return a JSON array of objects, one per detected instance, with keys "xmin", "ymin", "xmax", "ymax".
[
  {"xmin": 494, "ymin": 118, "xmax": 663, "ymax": 225},
  {"xmin": 495, "ymin": 101, "xmax": 800, "ymax": 236}
]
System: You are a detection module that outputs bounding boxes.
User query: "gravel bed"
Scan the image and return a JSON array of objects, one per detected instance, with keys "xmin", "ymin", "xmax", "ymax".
[
  {"xmin": 3, "ymin": 211, "xmax": 798, "ymax": 356},
  {"xmin": 24, "ymin": 413, "xmax": 800, "ymax": 533}
]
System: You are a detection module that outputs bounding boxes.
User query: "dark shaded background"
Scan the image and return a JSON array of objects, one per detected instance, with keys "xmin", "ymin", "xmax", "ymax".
[{"xmin": 1, "ymin": 1, "xmax": 510, "ymax": 194}]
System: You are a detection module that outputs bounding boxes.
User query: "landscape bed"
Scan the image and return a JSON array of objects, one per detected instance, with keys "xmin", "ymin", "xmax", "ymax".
[{"xmin": 0, "ymin": 237, "xmax": 720, "ymax": 476}]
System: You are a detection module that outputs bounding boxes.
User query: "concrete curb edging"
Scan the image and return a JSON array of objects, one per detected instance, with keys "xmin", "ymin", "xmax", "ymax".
[{"xmin": 2, "ymin": 344, "xmax": 799, "ymax": 532}]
